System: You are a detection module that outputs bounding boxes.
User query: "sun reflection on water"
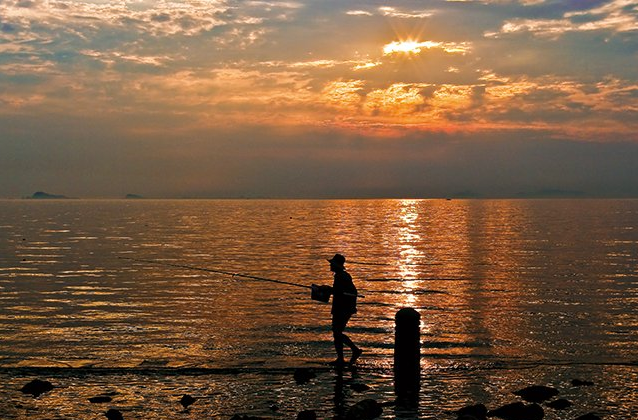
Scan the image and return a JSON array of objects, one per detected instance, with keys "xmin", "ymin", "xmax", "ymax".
[{"xmin": 396, "ymin": 199, "xmax": 425, "ymax": 306}]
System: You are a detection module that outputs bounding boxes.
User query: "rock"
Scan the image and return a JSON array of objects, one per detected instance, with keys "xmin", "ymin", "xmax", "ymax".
[
  {"xmin": 574, "ymin": 414, "xmax": 601, "ymax": 420},
  {"xmin": 457, "ymin": 403, "xmax": 488, "ymax": 419},
  {"xmin": 296, "ymin": 410, "xmax": 317, "ymax": 420},
  {"xmin": 89, "ymin": 396, "xmax": 113, "ymax": 403},
  {"xmin": 571, "ymin": 379, "xmax": 594, "ymax": 387},
  {"xmin": 546, "ymin": 398, "xmax": 572, "ymax": 410},
  {"xmin": 30, "ymin": 191, "xmax": 68, "ymax": 199},
  {"xmin": 293, "ymin": 368, "xmax": 316, "ymax": 384},
  {"xmin": 488, "ymin": 402, "xmax": 524, "ymax": 418},
  {"xmin": 105, "ymin": 408, "xmax": 124, "ymax": 420},
  {"xmin": 520, "ymin": 404, "xmax": 544, "ymax": 420},
  {"xmin": 180, "ymin": 394, "xmax": 196, "ymax": 409},
  {"xmin": 351, "ymin": 383, "xmax": 371, "ymax": 392},
  {"xmin": 487, "ymin": 402, "xmax": 544, "ymax": 420},
  {"xmin": 513, "ymin": 385, "xmax": 559, "ymax": 403},
  {"xmin": 346, "ymin": 398, "xmax": 383, "ymax": 420},
  {"xmin": 20, "ymin": 379, "xmax": 54, "ymax": 397}
]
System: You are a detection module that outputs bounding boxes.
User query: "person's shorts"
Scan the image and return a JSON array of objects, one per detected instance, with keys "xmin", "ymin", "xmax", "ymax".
[{"xmin": 331, "ymin": 312, "xmax": 352, "ymax": 333}]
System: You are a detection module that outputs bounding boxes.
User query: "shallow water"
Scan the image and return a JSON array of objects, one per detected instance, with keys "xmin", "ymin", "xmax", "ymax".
[{"xmin": 0, "ymin": 199, "xmax": 636, "ymax": 418}]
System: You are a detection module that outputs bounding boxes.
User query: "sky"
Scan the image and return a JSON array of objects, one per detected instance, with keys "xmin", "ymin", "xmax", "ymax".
[{"xmin": 1, "ymin": 0, "xmax": 637, "ymax": 198}]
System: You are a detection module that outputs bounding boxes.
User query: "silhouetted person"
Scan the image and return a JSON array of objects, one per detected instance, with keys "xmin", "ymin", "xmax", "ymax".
[{"xmin": 327, "ymin": 253, "xmax": 362, "ymax": 365}]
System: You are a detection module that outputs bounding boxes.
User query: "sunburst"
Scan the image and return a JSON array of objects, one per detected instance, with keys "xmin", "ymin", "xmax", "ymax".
[{"xmin": 383, "ymin": 40, "xmax": 441, "ymax": 55}]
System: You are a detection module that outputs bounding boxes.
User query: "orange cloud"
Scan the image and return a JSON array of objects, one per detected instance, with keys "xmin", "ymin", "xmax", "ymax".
[
  {"xmin": 322, "ymin": 80, "xmax": 365, "ymax": 109},
  {"xmin": 364, "ymin": 84, "xmax": 426, "ymax": 116}
]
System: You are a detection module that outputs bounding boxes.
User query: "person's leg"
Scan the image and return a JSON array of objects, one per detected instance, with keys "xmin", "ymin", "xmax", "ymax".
[
  {"xmin": 341, "ymin": 333, "xmax": 355, "ymax": 349},
  {"xmin": 331, "ymin": 314, "xmax": 348, "ymax": 363},
  {"xmin": 348, "ymin": 337, "xmax": 362, "ymax": 364},
  {"xmin": 333, "ymin": 313, "xmax": 362, "ymax": 364},
  {"xmin": 333, "ymin": 330, "xmax": 345, "ymax": 362}
]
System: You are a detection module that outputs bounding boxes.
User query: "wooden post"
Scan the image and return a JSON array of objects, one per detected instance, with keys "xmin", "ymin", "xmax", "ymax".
[{"xmin": 394, "ymin": 308, "xmax": 420, "ymax": 401}]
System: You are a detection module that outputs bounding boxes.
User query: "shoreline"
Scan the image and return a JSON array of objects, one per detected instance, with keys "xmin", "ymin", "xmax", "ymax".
[{"xmin": 1, "ymin": 362, "xmax": 633, "ymax": 419}]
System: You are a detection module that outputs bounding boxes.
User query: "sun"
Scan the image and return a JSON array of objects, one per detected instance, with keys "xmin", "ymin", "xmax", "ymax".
[{"xmin": 383, "ymin": 40, "xmax": 441, "ymax": 55}]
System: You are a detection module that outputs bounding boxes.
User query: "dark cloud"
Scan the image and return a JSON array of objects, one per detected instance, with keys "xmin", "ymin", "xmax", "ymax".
[
  {"xmin": 151, "ymin": 13, "xmax": 171, "ymax": 23},
  {"xmin": 1, "ymin": 114, "xmax": 637, "ymax": 198},
  {"xmin": 16, "ymin": 0, "xmax": 37, "ymax": 8},
  {"xmin": 1, "ymin": 23, "xmax": 16, "ymax": 33}
]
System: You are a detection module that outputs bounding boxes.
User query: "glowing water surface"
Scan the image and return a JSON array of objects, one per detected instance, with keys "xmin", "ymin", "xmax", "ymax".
[{"xmin": 0, "ymin": 199, "xmax": 636, "ymax": 418}]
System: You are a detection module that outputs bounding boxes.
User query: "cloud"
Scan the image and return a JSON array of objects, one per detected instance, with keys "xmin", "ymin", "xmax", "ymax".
[
  {"xmin": 345, "ymin": 6, "xmax": 433, "ymax": 19},
  {"xmin": 364, "ymin": 83, "xmax": 427, "ymax": 116},
  {"xmin": 80, "ymin": 50, "xmax": 171, "ymax": 67},
  {"xmin": 378, "ymin": 6, "xmax": 433, "ymax": 19},
  {"xmin": 346, "ymin": 10, "xmax": 373, "ymax": 17},
  {"xmin": 322, "ymin": 80, "xmax": 365, "ymax": 109},
  {"xmin": 3, "ymin": 114, "xmax": 638, "ymax": 198},
  {"xmin": 0, "ymin": 0, "xmax": 297, "ymax": 46},
  {"xmin": 383, "ymin": 40, "xmax": 472, "ymax": 55},
  {"xmin": 487, "ymin": 0, "xmax": 638, "ymax": 37}
]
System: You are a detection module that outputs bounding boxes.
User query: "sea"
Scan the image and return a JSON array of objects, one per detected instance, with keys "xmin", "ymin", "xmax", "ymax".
[{"xmin": 0, "ymin": 199, "xmax": 636, "ymax": 419}]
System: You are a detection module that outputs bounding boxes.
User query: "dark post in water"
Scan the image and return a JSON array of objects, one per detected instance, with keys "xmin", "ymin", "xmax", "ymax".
[{"xmin": 394, "ymin": 308, "xmax": 420, "ymax": 402}]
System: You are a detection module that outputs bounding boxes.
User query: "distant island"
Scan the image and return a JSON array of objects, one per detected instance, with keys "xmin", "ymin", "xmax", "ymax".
[
  {"xmin": 27, "ymin": 191, "xmax": 69, "ymax": 199},
  {"xmin": 125, "ymin": 194, "xmax": 144, "ymax": 199}
]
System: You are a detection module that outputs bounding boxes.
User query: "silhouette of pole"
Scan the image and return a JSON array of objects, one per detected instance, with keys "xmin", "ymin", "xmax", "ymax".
[{"xmin": 394, "ymin": 308, "xmax": 420, "ymax": 402}]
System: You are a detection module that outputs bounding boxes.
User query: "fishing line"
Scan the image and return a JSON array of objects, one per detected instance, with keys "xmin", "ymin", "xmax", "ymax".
[
  {"xmin": 118, "ymin": 256, "xmax": 311, "ymax": 289},
  {"xmin": 117, "ymin": 256, "xmax": 364, "ymax": 298}
]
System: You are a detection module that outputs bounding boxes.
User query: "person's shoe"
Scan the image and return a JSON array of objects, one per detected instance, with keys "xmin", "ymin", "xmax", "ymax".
[
  {"xmin": 350, "ymin": 348, "xmax": 363, "ymax": 364},
  {"xmin": 328, "ymin": 358, "xmax": 346, "ymax": 367}
]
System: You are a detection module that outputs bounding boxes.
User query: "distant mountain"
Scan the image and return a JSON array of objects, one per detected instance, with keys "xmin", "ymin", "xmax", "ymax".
[
  {"xmin": 125, "ymin": 194, "xmax": 144, "ymax": 199},
  {"xmin": 28, "ymin": 191, "xmax": 69, "ymax": 199}
]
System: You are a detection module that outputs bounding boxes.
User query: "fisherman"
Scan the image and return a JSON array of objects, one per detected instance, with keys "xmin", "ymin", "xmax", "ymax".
[{"xmin": 327, "ymin": 253, "xmax": 362, "ymax": 366}]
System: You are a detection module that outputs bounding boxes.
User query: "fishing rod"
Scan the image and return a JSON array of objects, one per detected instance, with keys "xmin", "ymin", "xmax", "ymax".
[{"xmin": 117, "ymin": 256, "xmax": 364, "ymax": 300}]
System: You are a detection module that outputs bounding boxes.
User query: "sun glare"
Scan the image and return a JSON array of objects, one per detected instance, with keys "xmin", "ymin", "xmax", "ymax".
[{"xmin": 383, "ymin": 40, "xmax": 440, "ymax": 55}]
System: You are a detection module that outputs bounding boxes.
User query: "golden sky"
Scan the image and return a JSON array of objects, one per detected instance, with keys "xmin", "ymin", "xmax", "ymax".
[{"xmin": 1, "ymin": 0, "xmax": 638, "ymax": 197}]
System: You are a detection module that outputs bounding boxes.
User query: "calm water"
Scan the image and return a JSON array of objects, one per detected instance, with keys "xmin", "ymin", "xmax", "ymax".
[{"xmin": 0, "ymin": 199, "xmax": 636, "ymax": 419}]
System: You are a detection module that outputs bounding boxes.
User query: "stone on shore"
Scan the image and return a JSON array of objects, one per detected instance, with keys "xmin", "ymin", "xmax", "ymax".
[
  {"xmin": 456, "ymin": 403, "xmax": 488, "ymax": 420},
  {"xmin": 346, "ymin": 398, "xmax": 383, "ymax": 420},
  {"xmin": 513, "ymin": 385, "xmax": 559, "ymax": 403},
  {"xmin": 89, "ymin": 396, "xmax": 113, "ymax": 403},
  {"xmin": 20, "ymin": 379, "xmax": 54, "ymax": 398},
  {"xmin": 487, "ymin": 401, "xmax": 544, "ymax": 420},
  {"xmin": 296, "ymin": 409, "xmax": 317, "ymax": 420},
  {"xmin": 180, "ymin": 394, "xmax": 196, "ymax": 409},
  {"xmin": 105, "ymin": 408, "xmax": 124, "ymax": 420}
]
